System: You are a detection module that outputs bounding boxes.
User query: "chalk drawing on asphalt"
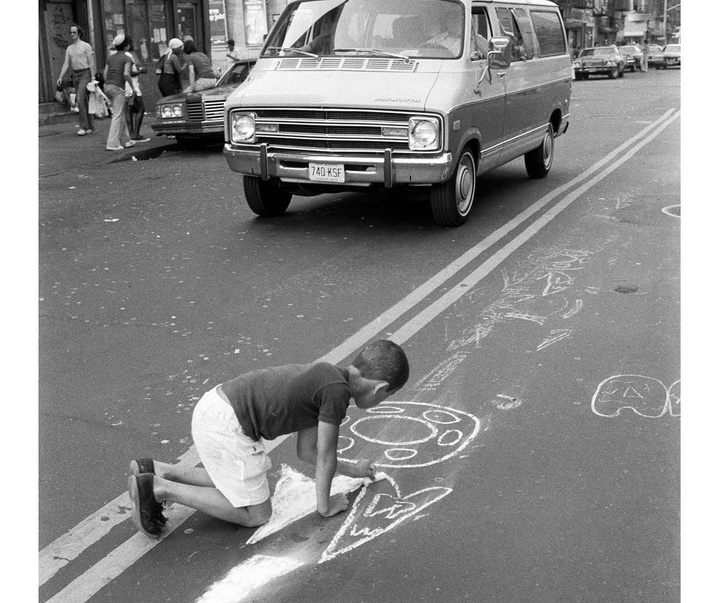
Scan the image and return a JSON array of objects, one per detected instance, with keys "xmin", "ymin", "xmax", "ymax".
[
  {"xmin": 338, "ymin": 402, "xmax": 482, "ymax": 468},
  {"xmin": 591, "ymin": 375, "xmax": 681, "ymax": 418},
  {"xmin": 446, "ymin": 246, "xmax": 597, "ymax": 353},
  {"xmin": 319, "ymin": 473, "xmax": 452, "ymax": 564}
]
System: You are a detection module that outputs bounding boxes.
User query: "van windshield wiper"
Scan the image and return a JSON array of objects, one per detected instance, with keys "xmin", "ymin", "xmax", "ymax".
[
  {"xmin": 264, "ymin": 46, "xmax": 319, "ymax": 59},
  {"xmin": 334, "ymin": 47, "xmax": 410, "ymax": 60}
]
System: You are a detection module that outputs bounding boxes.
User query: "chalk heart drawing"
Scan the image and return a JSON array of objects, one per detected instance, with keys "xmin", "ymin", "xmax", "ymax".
[
  {"xmin": 319, "ymin": 473, "xmax": 452, "ymax": 564},
  {"xmin": 337, "ymin": 402, "xmax": 482, "ymax": 468},
  {"xmin": 591, "ymin": 375, "xmax": 681, "ymax": 418}
]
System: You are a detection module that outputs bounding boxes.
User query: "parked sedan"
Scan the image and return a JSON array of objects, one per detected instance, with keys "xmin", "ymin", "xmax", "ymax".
[
  {"xmin": 573, "ymin": 45, "xmax": 626, "ymax": 80},
  {"xmin": 657, "ymin": 44, "xmax": 681, "ymax": 69},
  {"xmin": 619, "ymin": 45, "xmax": 642, "ymax": 72},
  {"xmin": 647, "ymin": 44, "xmax": 665, "ymax": 68},
  {"xmin": 152, "ymin": 59, "xmax": 256, "ymax": 146}
]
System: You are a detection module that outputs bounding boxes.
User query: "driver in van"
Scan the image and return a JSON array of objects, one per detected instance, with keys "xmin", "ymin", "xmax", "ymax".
[{"xmin": 427, "ymin": 9, "xmax": 463, "ymax": 55}]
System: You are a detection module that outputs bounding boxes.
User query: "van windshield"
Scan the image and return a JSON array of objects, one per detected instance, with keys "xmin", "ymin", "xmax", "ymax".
[{"xmin": 263, "ymin": 0, "xmax": 465, "ymax": 60}]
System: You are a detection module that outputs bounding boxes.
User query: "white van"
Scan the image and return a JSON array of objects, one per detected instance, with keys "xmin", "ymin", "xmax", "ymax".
[{"xmin": 224, "ymin": 0, "xmax": 572, "ymax": 226}]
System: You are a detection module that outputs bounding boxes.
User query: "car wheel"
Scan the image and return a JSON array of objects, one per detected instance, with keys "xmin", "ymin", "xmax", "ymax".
[
  {"xmin": 609, "ymin": 66, "xmax": 619, "ymax": 79},
  {"xmin": 430, "ymin": 147, "xmax": 477, "ymax": 227},
  {"xmin": 524, "ymin": 123, "xmax": 554, "ymax": 179},
  {"xmin": 619, "ymin": 67, "xmax": 625, "ymax": 78},
  {"xmin": 243, "ymin": 176, "xmax": 292, "ymax": 217}
]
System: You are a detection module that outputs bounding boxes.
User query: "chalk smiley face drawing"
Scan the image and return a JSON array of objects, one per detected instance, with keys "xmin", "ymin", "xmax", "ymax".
[{"xmin": 338, "ymin": 402, "xmax": 482, "ymax": 468}]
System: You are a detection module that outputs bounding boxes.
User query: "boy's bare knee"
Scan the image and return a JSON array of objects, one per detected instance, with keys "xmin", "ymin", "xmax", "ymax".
[{"xmin": 244, "ymin": 499, "xmax": 272, "ymax": 527}]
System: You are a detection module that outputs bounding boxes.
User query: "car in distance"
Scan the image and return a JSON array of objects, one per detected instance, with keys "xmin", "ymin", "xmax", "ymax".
[
  {"xmin": 657, "ymin": 44, "xmax": 681, "ymax": 68},
  {"xmin": 573, "ymin": 45, "xmax": 625, "ymax": 79},
  {"xmin": 619, "ymin": 45, "xmax": 642, "ymax": 72},
  {"xmin": 152, "ymin": 59, "xmax": 256, "ymax": 146},
  {"xmin": 647, "ymin": 44, "xmax": 665, "ymax": 68}
]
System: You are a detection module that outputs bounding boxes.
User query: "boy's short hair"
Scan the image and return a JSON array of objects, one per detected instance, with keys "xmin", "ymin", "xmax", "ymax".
[{"xmin": 351, "ymin": 340, "xmax": 409, "ymax": 391}]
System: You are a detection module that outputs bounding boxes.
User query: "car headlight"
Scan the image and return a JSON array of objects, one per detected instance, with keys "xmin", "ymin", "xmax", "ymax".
[
  {"xmin": 159, "ymin": 104, "xmax": 183, "ymax": 119},
  {"xmin": 573, "ymin": 61, "xmax": 580, "ymax": 67},
  {"xmin": 408, "ymin": 117, "xmax": 440, "ymax": 151},
  {"xmin": 231, "ymin": 112, "xmax": 256, "ymax": 143}
]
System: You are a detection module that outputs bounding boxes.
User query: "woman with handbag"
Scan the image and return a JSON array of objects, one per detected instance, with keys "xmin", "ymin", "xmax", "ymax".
[
  {"xmin": 103, "ymin": 34, "xmax": 135, "ymax": 151},
  {"xmin": 157, "ymin": 38, "xmax": 184, "ymax": 97}
]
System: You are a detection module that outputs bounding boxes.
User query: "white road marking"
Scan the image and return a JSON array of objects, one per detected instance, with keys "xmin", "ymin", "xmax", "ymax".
[
  {"xmin": 196, "ymin": 555, "xmax": 303, "ymax": 603},
  {"xmin": 40, "ymin": 109, "xmax": 679, "ymax": 601}
]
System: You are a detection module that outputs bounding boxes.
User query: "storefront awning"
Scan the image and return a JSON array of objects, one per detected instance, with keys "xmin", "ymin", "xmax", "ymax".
[{"xmin": 564, "ymin": 19, "xmax": 584, "ymax": 30}]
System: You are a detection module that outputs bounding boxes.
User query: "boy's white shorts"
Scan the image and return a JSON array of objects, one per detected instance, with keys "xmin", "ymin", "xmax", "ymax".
[{"xmin": 191, "ymin": 386, "xmax": 272, "ymax": 507}]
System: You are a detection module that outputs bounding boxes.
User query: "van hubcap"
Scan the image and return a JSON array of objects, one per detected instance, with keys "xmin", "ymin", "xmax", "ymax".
[{"xmin": 455, "ymin": 155, "xmax": 476, "ymax": 215}]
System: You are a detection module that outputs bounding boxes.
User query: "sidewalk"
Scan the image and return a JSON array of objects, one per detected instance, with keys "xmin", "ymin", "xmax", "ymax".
[{"xmin": 39, "ymin": 110, "xmax": 177, "ymax": 177}]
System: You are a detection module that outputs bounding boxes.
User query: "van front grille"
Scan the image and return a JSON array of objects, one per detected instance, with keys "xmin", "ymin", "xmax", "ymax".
[{"xmin": 231, "ymin": 107, "xmax": 441, "ymax": 155}]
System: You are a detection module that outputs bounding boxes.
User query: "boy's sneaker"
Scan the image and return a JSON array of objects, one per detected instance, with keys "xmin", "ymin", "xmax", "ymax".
[
  {"xmin": 128, "ymin": 459, "xmax": 168, "ymax": 526},
  {"xmin": 129, "ymin": 458, "xmax": 155, "ymax": 475},
  {"xmin": 127, "ymin": 473, "xmax": 163, "ymax": 538},
  {"xmin": 131, "ymin": 136, "xmax": 151, "ymax": 142},
  {"xmin": 77, "ymin": 129, "xmax": 87, "ymax": 136}
]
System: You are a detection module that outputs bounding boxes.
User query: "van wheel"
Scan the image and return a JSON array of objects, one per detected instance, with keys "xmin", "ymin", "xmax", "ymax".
[
  {"xmin": 430, "ymin": 148, "xmax": 476, "ymax": 227},
  {"xmin": 243, "ymin": 176, "xmax": 292, "ymax": 217},
  {"xmin": 524, "ymin": 124, "xmax": 554, "ymax": 179}
]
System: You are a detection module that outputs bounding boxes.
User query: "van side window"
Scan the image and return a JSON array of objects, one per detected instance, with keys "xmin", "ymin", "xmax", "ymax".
[
  {"xmin": 471, "ymin": 7, "xmax": 492, "ymax": 59},
  {"xmin": 510, "ymin": 9, "xmax": 536, "ymax": 60},
  {"xmin": 495, "ymin": 7, "xmax": 527, "ymax": 61},
  {"xmin": 530, "ymin": 10, "xmax": 567, "ymax": 57}
]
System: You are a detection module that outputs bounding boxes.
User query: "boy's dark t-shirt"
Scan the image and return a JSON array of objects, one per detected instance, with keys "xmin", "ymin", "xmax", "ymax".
[{"xmin": 221, "ymin": 362, "xmax": 351, "ymax": 441}]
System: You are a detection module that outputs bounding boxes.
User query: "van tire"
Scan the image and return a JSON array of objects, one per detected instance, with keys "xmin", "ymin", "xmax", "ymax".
[
  {"xmin": 524, "ymin": 124, "xmax": 554, "ymax": 179},
  {"xmin": 243, "ymin": 176, "xmax": 292, "ymax": 217},
  {"xmin": 430, "ymin": 147, "xmax": 476, "ymax": 227}
]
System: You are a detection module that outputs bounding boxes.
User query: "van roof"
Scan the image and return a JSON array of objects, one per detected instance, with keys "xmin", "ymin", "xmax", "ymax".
[{"xmin": 472, "ymin": 0, "xmax": 559, "ymax": 7}]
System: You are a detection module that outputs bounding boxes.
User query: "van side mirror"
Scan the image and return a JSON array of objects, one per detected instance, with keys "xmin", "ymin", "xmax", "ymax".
[{"xmin": 488, "ymin": 36, "xmax": 511, "ymax": 69}]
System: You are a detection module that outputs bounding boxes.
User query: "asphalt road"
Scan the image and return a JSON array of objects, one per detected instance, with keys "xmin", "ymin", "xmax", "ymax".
[{"xmin": 38, "ymin": 68, "xmax": 680, "ymax": 603}]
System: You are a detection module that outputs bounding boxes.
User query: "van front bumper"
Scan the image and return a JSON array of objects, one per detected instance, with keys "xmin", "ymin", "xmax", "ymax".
[{"xmin": 223, "ymin": 144, "xmax": 455, "ymax": 188}]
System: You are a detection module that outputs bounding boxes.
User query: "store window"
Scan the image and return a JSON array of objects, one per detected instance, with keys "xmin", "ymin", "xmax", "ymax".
[{"xmin": 103, "ymin": 0, "xmax": 169, "ymax": 61}]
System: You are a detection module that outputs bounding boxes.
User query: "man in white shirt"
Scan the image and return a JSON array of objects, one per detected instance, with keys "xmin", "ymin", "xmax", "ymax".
[{"xmin": 57, "ymin": 24, "xmax": 97, "ymax": 136}]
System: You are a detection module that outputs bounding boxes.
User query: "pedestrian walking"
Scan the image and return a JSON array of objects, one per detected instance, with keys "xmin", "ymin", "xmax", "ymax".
[
  {"xmin": 56, "ymin": 24, "xmax": 96, "ymax": 136},
  {"xmin": 126, "ymin": 340, "xmax": 409, "ymax": 538},
  {"xmin": 156, "ymin": 38, "xmax": 184, "ymax": 97},
  {"xmin": 125, "ymin": 39, "xmax": 150, "ymax": 142},
  {"xmin": 183, "ymin": 40, "xmax": 217, "ymax": 92},
  {"xmin": 641, "ymin": 39, "xmax": 650, "ymax": 72},
  {"xmin": 103, "ymin": 35, "xmax": 136, "ymax": 151}
]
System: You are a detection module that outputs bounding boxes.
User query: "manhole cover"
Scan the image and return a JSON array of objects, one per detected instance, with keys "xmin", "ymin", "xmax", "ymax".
[
  {"xmin": 662, "ymin": 205, "xmax": 680, "ymax": 217},
  {"xmin": 615, "ymin": 285, "xmax": 639, "ymax": 294}
]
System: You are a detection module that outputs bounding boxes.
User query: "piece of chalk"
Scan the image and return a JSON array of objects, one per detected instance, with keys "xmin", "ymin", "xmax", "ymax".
[{"xmin": 363, "ymin": 472, "xmax": 388, "ymax": 485}]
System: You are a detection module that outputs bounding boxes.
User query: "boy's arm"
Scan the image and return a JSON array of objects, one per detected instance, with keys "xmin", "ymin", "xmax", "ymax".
[{"xmin": 314, "ymin": 421, "xmax": 341, "ymax": 516}]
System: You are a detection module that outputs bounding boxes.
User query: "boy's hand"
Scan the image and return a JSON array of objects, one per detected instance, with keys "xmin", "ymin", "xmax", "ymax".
[
  {"xmin": 318, "ymin": 493, "xmax": 349, "ymax": 517},
  {"xmin": 350, "ymin": 459, "xmax": 376, "ymax": 480}
]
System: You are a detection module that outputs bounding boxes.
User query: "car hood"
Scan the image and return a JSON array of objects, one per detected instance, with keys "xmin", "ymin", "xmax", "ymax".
[
  {"xmin": 156, "ymin": 83, "xmax": 238, "ymax": 104},
  {"xmin": 226, "ymin": 67, "xmax": 441, "ymax": 112}
]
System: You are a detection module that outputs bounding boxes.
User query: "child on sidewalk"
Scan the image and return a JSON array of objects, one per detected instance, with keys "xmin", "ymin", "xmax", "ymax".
[{"xmin": 127, "ymin": 339, "xmax": 410, "ymax": 538}]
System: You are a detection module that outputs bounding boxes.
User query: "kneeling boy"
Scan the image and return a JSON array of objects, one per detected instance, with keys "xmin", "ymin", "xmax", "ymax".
[{"xmin": 127, "ymin": 339, "xmax": 409, "ymax": 538}]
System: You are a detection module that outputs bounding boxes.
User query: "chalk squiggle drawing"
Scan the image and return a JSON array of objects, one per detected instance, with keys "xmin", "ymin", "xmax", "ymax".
[
  {"xmin": 319, "ymin": 474, "xmax": 452, "ymax": 564},
  {"xmin": 337, "ymin": 402, "xmax": 482, "ymax": 468},
  {"xmin": 447, "ymin": 247, "xmax": 598, "ymax": 353},
  {"xmin": 591, "ymin": 375, "xmax": 681, "ymax": 418}
]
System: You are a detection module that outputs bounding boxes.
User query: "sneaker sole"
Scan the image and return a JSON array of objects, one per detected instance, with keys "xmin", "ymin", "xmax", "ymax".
[
  {"xmin": 128, "ymin": 459, "xmax": 154, "ymax": 477},
  {"xmin": 127, "ymin": 475, "xmax": 161, "ymax": 539}
]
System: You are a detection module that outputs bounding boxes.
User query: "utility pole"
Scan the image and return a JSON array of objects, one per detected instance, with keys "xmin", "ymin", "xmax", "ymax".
[{"xmin": 662, "ymin": 0, "xmax": 667, "ymax": 43}]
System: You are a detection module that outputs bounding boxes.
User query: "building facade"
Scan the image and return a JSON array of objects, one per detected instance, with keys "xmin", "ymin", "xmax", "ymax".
[
  {"xmin": 39, "ymin": 0, "xmax": 290, "ymax": 108},
  {"xmin": 553, "ymin": 0, "xmax": 681, "ymax": 54}
]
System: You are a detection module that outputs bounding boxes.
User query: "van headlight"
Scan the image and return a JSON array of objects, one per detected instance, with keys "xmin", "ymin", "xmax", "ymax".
[
  {"xmin": 231, "ymin": 112, "xmax": 256, "ymax": 143},
  {"xmin": 409, "ymin": 117, "xmax": 440, "ymax": 151}
]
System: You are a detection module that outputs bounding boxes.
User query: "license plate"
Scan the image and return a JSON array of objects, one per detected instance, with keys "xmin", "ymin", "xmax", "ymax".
[{"xmin": 309, "ymin": 163, "xmax": 345, "ymax": 183}]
